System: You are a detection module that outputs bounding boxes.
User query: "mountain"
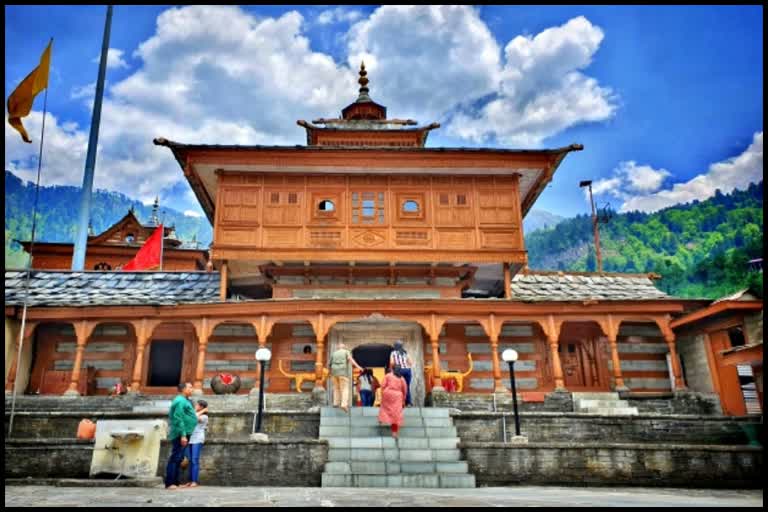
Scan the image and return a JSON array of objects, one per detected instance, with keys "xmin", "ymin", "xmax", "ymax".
[
  {"xmin": 523, "ymin": 209, "xmax": 565, "ymax": 234},
  {"xmin": 524, "ymin": 182, "xmax": 764, "ymax": 299},
  {"xmin": 5, "ymin": 170, "xmax": 213, "ymax": 268}
]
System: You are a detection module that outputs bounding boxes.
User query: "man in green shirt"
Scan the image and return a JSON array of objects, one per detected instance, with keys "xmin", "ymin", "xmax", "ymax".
[
  {"xmin": 330, "ymin": 342, "xmax": 363, "ymax": 412},
  {"xmin": 164, "ymin": 382, "xmax": 198, "ymax": 489}
]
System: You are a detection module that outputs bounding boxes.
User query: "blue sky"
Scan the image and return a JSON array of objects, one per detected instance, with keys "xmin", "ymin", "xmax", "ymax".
[{"xmin": 4, "ymin": 5, "xmax": 763, "ymax": 221}]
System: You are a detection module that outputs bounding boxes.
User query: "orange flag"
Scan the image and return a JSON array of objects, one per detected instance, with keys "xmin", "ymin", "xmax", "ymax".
[
  {"xmin": 7, "ymin": 40, "xmax": 52, "ymax": 143},
  {"xmin": 122, "ymin": 225, "xmax": 163, "ymax": 271}
]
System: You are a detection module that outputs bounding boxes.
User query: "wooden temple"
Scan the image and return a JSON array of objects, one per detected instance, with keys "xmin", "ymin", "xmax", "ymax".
[{"xmin": 4, "ymin": 64, "xmax": 762, "ymax": 415}]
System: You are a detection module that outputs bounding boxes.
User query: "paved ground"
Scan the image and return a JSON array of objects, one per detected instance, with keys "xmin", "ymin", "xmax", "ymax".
[{"xmin": 4, "ymin": 485, "xmax": 763, "ymax": 507}]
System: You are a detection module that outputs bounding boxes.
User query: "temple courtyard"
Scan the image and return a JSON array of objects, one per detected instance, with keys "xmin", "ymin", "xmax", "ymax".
[{"xmin": 4, "ymin": 485, "xmax": 763, "ymax": 508}]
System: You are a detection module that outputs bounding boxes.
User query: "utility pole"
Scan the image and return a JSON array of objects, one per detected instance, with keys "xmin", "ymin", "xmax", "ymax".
[
  {"xmin": 579, "ymin": 180, "xmax": 603, "ymax": 273},
  {"xmin": 72, "ymin": 5, "xmax": 112, "ymax": 270}
]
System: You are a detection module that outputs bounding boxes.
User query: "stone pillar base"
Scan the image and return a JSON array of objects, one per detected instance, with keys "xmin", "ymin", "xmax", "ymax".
[
  {"xmin": 508, "ymin": 435, "xmax": 529, "ymax": 445},
  {"xmin": 191, "ymin": 388, "xmax": 204, "ymax": 397},
  {"xmin": 249, "ymin": 432, "xmax": 269, "ymax": 442},
  {"xmin": 248, "ymin": 386, "xmax": 261, "ymax": 398},
  {"xmin": 62, "ymin": 389, "xmax": 80, "ymax": 398},
  {"xmin": 614, "ymin": 385, "xmax": 630, "ymax": 392}
]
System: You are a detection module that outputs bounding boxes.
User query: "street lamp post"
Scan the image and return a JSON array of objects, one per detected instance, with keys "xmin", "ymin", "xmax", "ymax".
[
  {"xmin": 502, "ymin": 349, "xmax": 523, "ymax": 440},
  {"xmin": 251, "ymin": 348, "xmax": 272, "ymax": 441}
]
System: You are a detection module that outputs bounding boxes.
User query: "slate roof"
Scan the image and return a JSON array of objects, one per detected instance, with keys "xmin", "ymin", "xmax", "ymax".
[
  {"xmin": 5, "ymin": 271, "xmax": 220, "ymax": 307},
  {"xmin": 510, "ymin": 272, "xmax": 671, "ymax": 302}
]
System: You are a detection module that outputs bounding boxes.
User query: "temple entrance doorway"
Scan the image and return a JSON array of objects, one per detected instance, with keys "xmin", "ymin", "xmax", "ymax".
[
  {"xmin": 557, "ymin": 323, "xmax": 609, "ymax": 390},
  {"xmin": 328, "ymin": 319, "xmax": 425, "ymax": 406},
  {"xmin": 148, "ymin": 341, "xmax": 184, "ymax": 387},
  {"xmin": 352, "ymin": 343, "xmax": 393, "ymax": 406}
]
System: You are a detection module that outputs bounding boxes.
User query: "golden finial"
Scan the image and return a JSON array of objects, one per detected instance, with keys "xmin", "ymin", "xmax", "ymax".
[{"xmin": 357, "ymin": 60, "xmax": 370, "ymax": 101}]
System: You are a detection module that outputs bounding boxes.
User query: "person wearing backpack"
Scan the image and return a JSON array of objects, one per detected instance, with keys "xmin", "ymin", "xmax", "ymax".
[{"xmin": 329, "ymin": 342, "xmax": 363, "ymax": 412}]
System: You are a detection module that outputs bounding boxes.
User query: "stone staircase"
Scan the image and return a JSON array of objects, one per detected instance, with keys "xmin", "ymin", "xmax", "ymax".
[
  {"xmin": 319, "ymin": 407, "xmax": 475, "ymax": 488},
  {"xmin": 572, "ymin": 392, "xmax": 639, "ymax": 416}
]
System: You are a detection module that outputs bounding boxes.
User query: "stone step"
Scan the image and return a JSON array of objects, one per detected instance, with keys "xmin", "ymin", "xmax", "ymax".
[
  {"xmin": 324, "ymin": 437, "xmax": 460, "ymax": 449},
  {"xmin": 320, "ymin": 416, "xmax": 454, "ymax": 428},
  {"xmin": 570, "ymin": 392, "xmax": 620, "ymax": 401},
  {"xmin": 324, "ymin": 461, "xmax": 469, "ymax": 475},
  {"xmin": 582, "ymin": 407, "xmax": 639, "ymax": 416},
  {"xmin": 574, "ymin": 399, "xmax": 630, "ymax": 409},
  {"xmin": 327, "ymin": 448, "xmax": 461, "ymax": 462},
  {"xmin": 321, "ymin": 473, "xmax": 475, "ymax": 488},
  {"xmin": 320, "ymin": 407, "xmax": 449, "ymax": 418},
  {"xmin": 319, "ymin": 425, "xmax": 458, "ymax": 438}
]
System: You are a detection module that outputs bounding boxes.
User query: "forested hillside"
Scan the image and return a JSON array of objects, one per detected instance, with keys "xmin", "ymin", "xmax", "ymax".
[{"xmin": 526, "ymin": 182, "xmax": 763, "ymax": 299}]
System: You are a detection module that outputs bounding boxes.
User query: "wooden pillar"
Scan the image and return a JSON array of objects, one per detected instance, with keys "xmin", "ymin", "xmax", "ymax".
[
  {"xmin": 664, "ymin": 331, "xmax": 687, "ymax": 391},
  {"xmin": 130, "ymin": 319, "xmax": 152, "ymax": 392},
  {"xmin": 313, "ymin": 314, "xmax": 328, "ymax": 391},
  {"xmin": 65, "ymin": 321, "xmax": 92, "ymax": 396},
  {"xmin": 607, "ymin": 334, "xmax": 628, "ymax": 391},
  {"xmin": 220, "ymin": 261, "xmax": 228, "ymax": 302},
  {"xmin": 250, "ymin": 315, "xmax": 274, "ymax": 395},
  {"xmin": 430, "ymin": 335, "xmax": 444, "ymax": 391},
  {"xmin": 503, "ymin": 263, "xmax": 511, "ymax": 300},
  {"xmin": 5, "ymin": 322, "xmax": 36, "ymax": 394},
  {"xmin": 489, "ymin": 332, "xmax": 504, "ymax": 392},
  {"xmin": 193, "ymin": 318, "xmax": 212, "ymax": 395},
  {"xmin": 547, "ymin": 335, "xmax": 566, "ymax": 391}
]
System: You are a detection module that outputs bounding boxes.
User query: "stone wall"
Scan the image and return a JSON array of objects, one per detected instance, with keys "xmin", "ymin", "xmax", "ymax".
[
  {"xmin": 620, "ymin": 391, "xmax": 722, "ymax": 415},
  {"xmin": 5, "ymin": 411, "xmax": 320, "ymax": 440},
  {"xmin": 5, "ymin": 439, "xmax": 94, "ymax": 479},
  {"xmin": 451, "ymin": 412, "xmax": 760, "ymax": 445},
  {"xmin": 157, "ymin": 439, "xmax": 327, "ymax": 486},
  {"xmin": 461, "ymin": 442, "xmax": 762, "ymax": 488},
  {"xmin": 676, "ymin": 334, "xmax": 715, "ymax": 393},
  {"xmin": 744, "ymin": 311, "xmax": 763, "ymax": 346},
  {"xmin": 4, "ymin": 438, "xmax": 327, "ymax": 487}
]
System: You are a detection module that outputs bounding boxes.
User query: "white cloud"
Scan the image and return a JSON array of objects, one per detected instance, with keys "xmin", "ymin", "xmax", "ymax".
[
  {"xmin": 620, "ymin": 132, "xmax": 763, "ymax": 213},
  {"xmin": 445, "ymin": 16, "xmax": 617, "ymax": 146},
  {"xmin": 70, "ymin": 82, "xmax": 96, "ymax": 101},
  {"xmin": 317, "ymin": 7, "xmax": 362, "ymax": 25},
  {"xmin": 346, "ymin": 5, "xmax": 501, "ymax": 124},
  {"xmin": 93, "ymin": 48, "xmax": 129, "ymax": 69},
  {"xmin": 590, "ymin": 176, "xmax": 623, "ymax": 198},
  {"xmin": 184, "ymin": 210, "xmax": 203, "ymax": 218},
  {"xmin": 619, "ymin": 161, "xmax": 671, "ymax": 193}
]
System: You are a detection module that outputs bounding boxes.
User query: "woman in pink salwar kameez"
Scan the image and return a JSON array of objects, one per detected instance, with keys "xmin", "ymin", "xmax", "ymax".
[{"xmin": 377, "ymin": 367, "xmax": 408, "ymax": 437}]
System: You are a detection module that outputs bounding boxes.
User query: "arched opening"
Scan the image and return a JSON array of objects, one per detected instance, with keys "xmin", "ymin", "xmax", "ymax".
[
  {"xmin": 402, "ymin": 199, "xmax": 420, "ymax": 213},
  {"xmin": 352, "ymin": 343, "xmax": 392, "ymax": 369},
  {"xmin": 318, "ymin": 199, "xmax": 335, "ymax": 212}
]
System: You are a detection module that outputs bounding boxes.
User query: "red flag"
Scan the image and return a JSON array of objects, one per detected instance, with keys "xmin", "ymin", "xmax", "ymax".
[{"xmin": 122, "ymin": 225, "xmax": 163, "ymax": 271}]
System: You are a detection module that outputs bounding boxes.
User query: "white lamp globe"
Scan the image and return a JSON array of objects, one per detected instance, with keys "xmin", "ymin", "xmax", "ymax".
[
  {"xmin": 255, "ymin": 348, "xmax": 272, "ymax": 362},
  {"xmin": 502, "ymin": 349, "xmax": 519, "ymax": 362}
]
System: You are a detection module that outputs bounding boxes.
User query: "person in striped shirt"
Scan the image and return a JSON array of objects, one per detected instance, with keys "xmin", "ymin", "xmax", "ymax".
[{"xmin": 389, "ymin": 340, "xmax": 413, "ymax": 406}]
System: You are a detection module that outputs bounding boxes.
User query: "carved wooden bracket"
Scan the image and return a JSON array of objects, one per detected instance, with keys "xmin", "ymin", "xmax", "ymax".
[
  {"xmin": 250, "ymin": 315, "xmax": 276, "ymax": 346},
  {"xmin": 421, "ymin": 313, "xmax": 446, "ymax": 342},
  {"xmin": 192, "ymin": 317, "xmax": 215, "ymax": 347},
  {"xmin": 73, "ymin": 320, "xmax": 96, "ymax": 346},
  {"xmin": 537, "ymin": 314, "xmax": 562, "ymax": 343},
  {"xmin": 477, "ymin": 314, "xmax": 503, "ymax": 343},
  {"xmin": 309, "ymin": 313, "xmax": 332, "ymax": 342}
]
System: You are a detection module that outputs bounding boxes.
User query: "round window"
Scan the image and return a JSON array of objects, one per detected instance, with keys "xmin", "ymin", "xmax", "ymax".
[
  {"xmin": 402, "ymin": 200, "xmax": 420, "ymax": 213},
  {"xmin": 318, "ymin": 200, "xmax": 335, "ymax": 212},
  {"xmin": 125, "ymin": 234, "xmax": 135, "ymax": 243}
]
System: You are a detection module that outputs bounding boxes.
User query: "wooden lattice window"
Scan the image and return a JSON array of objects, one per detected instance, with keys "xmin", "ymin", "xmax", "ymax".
[
  {"xmin": 456, "ymin": 194, "xmax": 467, "ymax": 206},
  {"xmin": 352, "ymin": 191, "xmax": 385, "ymax": 224},
  {"xmin": 270, "ymin": 192, "xmax": 280, "ymax": 204},
  {"xmin": 288, "ymin": 193, "xmax": 298, "ymax": 204}
]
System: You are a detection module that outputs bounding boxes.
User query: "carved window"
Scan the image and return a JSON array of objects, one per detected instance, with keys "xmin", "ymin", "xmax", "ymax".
[
  {"xmin": 288, "ymin": 192, "xmax": 298, "ymax": 204},
  {"xmin": 125, "ymin": 233, "xmax": 135, "ymax": 243},
  {"xmin": 456, "ymin": 194, "xmax": 467, "ymax": 206},
  {"xmin": 353, "ymin": 191, "xmax": 385, "ymax": 224},
  {"xmin": 270, "ymin": 192, "xmax": 280, "ymax": 204}
]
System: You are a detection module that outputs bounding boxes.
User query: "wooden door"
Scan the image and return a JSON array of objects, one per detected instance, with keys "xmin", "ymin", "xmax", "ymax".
[
  {"xmin": 559, "ymin": 342, "xmax": 586, "ymax": 388},
  {"xmin": 709, "ymin": 330, "xmax": 747, "ymax": 416}
]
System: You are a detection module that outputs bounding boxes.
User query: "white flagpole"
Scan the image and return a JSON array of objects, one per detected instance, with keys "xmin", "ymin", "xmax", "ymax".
[{"xmin": 9, "ymin": 42, "xmax": 52, "ymax": 437}]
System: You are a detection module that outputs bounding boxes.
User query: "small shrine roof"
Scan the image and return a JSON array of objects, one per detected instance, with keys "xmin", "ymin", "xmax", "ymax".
[
  {"xmin": 4, "ymin": 270, "xmax": 220, "ymax": 307},
  {"xmin": 510, "ymin": 271, "xmax": 672, "ymax": 302}
]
